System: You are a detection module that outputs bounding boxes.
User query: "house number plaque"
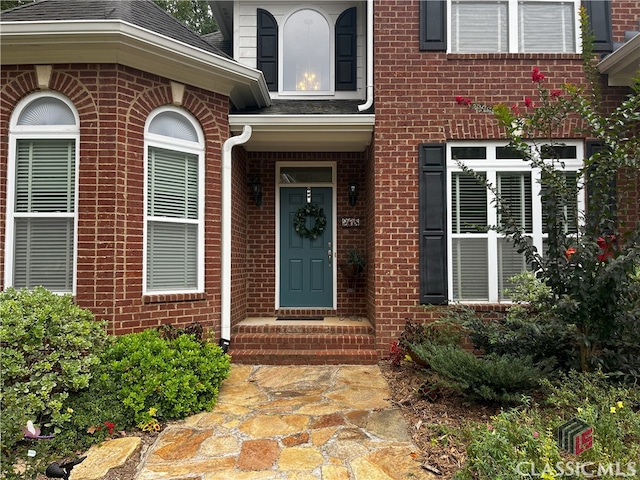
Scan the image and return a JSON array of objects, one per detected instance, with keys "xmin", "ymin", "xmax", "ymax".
[{"xmin": 341, "ymin": 217, "xmax": 360, "ymax": 228}]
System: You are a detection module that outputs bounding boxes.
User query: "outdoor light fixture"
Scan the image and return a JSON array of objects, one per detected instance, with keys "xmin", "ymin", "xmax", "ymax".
[
  {"xmin": 249, "ymin": 177, "xmax": 262, "ymax": 206},
  {"xmin": 348, "ymin": 181, "xmax": 358, "ymax": 207}
]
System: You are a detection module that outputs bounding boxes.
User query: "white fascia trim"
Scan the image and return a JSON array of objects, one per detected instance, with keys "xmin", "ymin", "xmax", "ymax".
[
  {"xmin": 597, "ymin": 34, "xmax": 640, "ymax": 87},
  {"xmin": 229, "ymin": 114, "xmax": 375, "ymax": 130},
  {"xmin": 0, "ymin": 20, "xmax": 271, "ymax": 108}
]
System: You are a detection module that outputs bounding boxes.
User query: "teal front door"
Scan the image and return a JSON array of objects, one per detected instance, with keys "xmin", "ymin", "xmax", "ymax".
[{"xmin": 280, "ymin": 187, "xmax": 333, "ymax": 307}]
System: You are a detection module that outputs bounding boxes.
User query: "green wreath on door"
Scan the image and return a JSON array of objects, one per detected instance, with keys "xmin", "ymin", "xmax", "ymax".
[{"xmin": 293, "ymin": 204, "xmax": 327, "ymax": 239}]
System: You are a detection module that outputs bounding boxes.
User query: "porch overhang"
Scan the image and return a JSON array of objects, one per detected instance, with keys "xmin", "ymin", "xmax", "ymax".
[
  {"xmin": 597, "ymin": 34, "xmax": 640, "ymax": 87},
  {"xmin": 228, "ymin": 114, "xmax": 375, "ymax": 152},
  {"xmin": 0, "ymin": 20, "xmax": 271, "ymax": 110}
]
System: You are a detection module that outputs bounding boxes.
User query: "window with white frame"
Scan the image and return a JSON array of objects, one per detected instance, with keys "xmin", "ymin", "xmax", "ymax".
[
  {"xmin": 5, "ymin": 93, "xmax": 79, "ymax": 294},
  {"xmin": 447, "ymin": 142, "xmax": 583, "ymax": 302},
  {"xmin": 282, "ymin": 8, "xmax": 331, "ymax": 94},
  {"xmin": 449, "ymin": 0, "xmax": 579, "ymax": 53},
  {"xmin": 144, "ymin": 108, "xmax": 204, "ymax": 294}
]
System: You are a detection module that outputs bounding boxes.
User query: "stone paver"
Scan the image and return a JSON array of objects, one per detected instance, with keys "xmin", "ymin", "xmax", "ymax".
[
  {"xmin": 70, "ymin": 437, "xmax": 141, "ymax": 480},
  {"xmin": 79, "ymin": 365, "xmax": 436, "ymax": 479}
]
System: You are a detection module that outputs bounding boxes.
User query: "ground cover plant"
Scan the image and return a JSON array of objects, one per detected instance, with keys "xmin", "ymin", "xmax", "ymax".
[{"xmin": 0, "ymin": 287, "xmax": 231, "ymax": 480}]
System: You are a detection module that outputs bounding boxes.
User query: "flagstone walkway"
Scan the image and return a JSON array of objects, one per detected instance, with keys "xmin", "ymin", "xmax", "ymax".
[{"xmin": 131, "ymin": 364, "xmax": 433, "ymax": 479}]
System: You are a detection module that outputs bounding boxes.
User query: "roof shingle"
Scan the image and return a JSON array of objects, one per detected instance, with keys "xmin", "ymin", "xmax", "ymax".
[{"xmin": 1, "ymin": 0, "xmax": 231, "ymax": 59}]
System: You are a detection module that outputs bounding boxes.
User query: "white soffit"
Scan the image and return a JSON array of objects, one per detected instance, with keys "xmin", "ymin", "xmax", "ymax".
[
  {"xmin": 229, "ymin": 114, "xmax": 375, "ymax": 152},
  {"xmin": 598, "ymin": 34, "xmax": 640, "ymax": 87}
]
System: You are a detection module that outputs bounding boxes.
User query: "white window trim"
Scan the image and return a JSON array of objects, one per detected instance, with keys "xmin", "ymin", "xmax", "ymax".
[
  {"xmin": 143, "ymin": 106, "xmax": 205, "ymax": 296},
  {"xmin": 278, "ymin": 7, "xmax": 335, "ymax": 97},
  {"xmin": 446, "ymin": 0, "xmax": 582, "ymax": 54},
  {"xmin": 5, "ymin": 92, "xmax": 80, "ymax": 295},
  {"xmin": 446, "ymin": 141, "xmax": 584, "ymax": 303}
]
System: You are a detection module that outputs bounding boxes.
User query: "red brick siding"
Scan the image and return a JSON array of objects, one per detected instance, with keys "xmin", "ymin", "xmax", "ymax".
[
  {"xmin": 0, "ymin": 64, "xmax": 228, "ymax": 336},
  {"xmin": 371, "ymin": 0, "xmax": 640, "ymax": 358},
  {"xmin": 243, "ymin": 151, "xmax": 369, "ymax": 318}
]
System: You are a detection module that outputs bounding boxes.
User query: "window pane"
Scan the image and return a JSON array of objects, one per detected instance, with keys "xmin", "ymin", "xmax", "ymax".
[
  {"xmin": 15, "ymin": 139, "xmax": 75, "ymax": 213},
  {"xmin": 497, "ymin": 172, "xmax": 532, "ymax": 232},
  {"xmin": 452, "ymin": 172, "xmax": 487, "ymax": 233},
  {"xmin": 496, "ymin": 146, "xmax": 527, "ymax": 159},
  {"xmin": 283, "ymin": 9, "xmax": 330, "ymax": 91},
  {"xmin": 14, "ymin": 217, "xmax": 74, "ymax": 292},
  {"xmin": 148, "ymin": 111, "xmax": 199, "ymax": 142},
  {"xmin": 17, "ymin": 97, "xmax": 76, "ymax": 126},
  {"xmin": 280, "ymin": 167, "xmax": 332, "ymax": 184},
  {"xmin": 451, "ymin": 146, "xmax": 487, "ymax": 160},
  {"xmin": 452, "ymin": 238, "xmax": 488, "ymax": 300},
  {"xmin": 498, "ymin": 237, "xmax": 529, "ymax": 300},
  {"xmin": 452, "ymin": 1, "xmax": 508, "ymax": 53},
  {"xmin": 541, "ymin": 171, "xmax": 579, "ymax": 234},
  {"xmin": 519, "ymin": 2, "xmax": 575, "ymax": 53},
  {"xmin": 148, "ymin": 147, "xmax": 198, "ymax": 219},
  {"xmin": 147, "ymin": 221, "xmax": 198, "ymax": 291}
]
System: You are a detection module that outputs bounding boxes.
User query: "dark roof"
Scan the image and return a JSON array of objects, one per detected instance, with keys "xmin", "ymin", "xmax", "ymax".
[
  {"xmin": 232, "ymin": 100, "xmax": 372, "ymax": 115},
  {"xmin": 202, "ymin": 31, "xmax": 232, "ymax": 57},
  {"xmin": 1, "ymin": 0, "xmax": 231, "ymax": 59}
]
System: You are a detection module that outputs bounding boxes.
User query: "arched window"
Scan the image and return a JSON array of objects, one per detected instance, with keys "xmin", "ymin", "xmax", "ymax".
[
  {"xmin": 144, "ymin": 107, "xmax": 204, "ymax": 294},
  {"xmin": 282, "ymin": 9, "xmax": 331, "ymax": 93},
  {"xmin": 5, "ymin": 92, "xmax": 79, "ymax": 293}
]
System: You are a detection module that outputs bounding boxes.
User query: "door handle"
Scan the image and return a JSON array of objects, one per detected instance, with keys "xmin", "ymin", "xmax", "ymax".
[{"xmin": 327, "ymin": 242, "xmax": 332, "ymax": 267}]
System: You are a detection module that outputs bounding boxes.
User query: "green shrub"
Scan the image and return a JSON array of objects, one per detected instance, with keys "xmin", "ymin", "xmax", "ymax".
[
  {"xmin": 465, "ymin": 272, "xmax": 578, "ymax": 372},
  {"xmin": 409, "ymin": 343, "xmax": 544, "ymax": 404},
  {"xmin": 103, "ymin": 329, "xmax": 231, "ymax": 426},
  {"xmin": 0, "ymin": 287, "xmax": 107, "ymax": 478},
  {"xmin": 453, "ymin": 406, "xmax": 560, "ymax": 480},
  {"xmin": 542, "ymin": 370, "xmax": 640, "ymax": 467},
  {"xmin": 457, "ymin": 371, "xmax": 640, "ymax": 480}
]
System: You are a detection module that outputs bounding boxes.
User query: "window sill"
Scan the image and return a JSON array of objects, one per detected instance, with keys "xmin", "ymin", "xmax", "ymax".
[
  {"xmin": 447, "ymin": 53, "xmax": 582, "ymax": 61},
  {"xmin": 143, "ymin": 292, "xmax": 207, "ymax": 304}
]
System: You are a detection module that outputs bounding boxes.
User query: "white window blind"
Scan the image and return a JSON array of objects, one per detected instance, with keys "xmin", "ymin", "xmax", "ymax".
[
  {"xmin": 146, "ymin": 146, "xmax": 200, "ymax": 292},
  {"xmin": 452, "ymin": 172, "xmax": 489, "ymax": 300},
  {"xmin": 519, "ymin": 2, "xmax": 574, "ymax": 53},
  {"xmin": 13, "ymin": 139, "xmax": 75, "ymax": 291},
  {"xmin": 449, "ymin": 0, "xmax": 577, "ymax": 53},
  {"xmin": 448, "ymin": 142, "xmax": 582, "ymax": 302},
  {"xmin": 451, "ymin": 1, "xmax": 508, "ymax": 53}
]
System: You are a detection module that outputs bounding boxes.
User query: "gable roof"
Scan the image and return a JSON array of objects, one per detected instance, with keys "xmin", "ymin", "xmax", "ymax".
[{"xmin": 1, "ymin": 0, "xmax": 269, "ymax": 108}]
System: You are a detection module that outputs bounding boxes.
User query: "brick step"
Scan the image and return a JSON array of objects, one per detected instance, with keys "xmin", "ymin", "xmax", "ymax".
[
  {"xmin": 231, "ymin": 332, "xmax": 375, "ymax": 350},
  {"xmin": 228, "ymin": 321, "xmax": 377, "ymax": 365},
  {"xmin": 229, "ymin": 348, "xmax": 378, "ymax": 365}
]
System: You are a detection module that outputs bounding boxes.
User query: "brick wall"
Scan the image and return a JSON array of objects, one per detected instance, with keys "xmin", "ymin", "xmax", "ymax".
[
  {"xmin": 0, "ymin": 64, "xmax": 229, "ymax": 336},
  {"xmin": 370, "ymin": 0, "xmax": 640, "ymax": 357},
  {"xmin": 243, "ymin": 151, "xmax": 369, "ymax": 318}
]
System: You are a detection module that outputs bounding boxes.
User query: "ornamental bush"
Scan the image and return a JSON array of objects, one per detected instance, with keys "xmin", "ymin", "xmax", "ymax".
[
  {"xmin": 407, "ymin": 342, "xmax": 544, "ymax": 405},
  {"xmin": 454, "ymin": 9, "xmax": 640, "ymax": 376},
  {"xmin": 464, "ymin": 272, "xmax": 578, "ymax": 372},
  {"xmin": 0, "ymin": 287, "xmax": 107, "ymax": 477},
  {"xmin": 102, "ymin": 328, "xmax": 231, "ymax": 427}
]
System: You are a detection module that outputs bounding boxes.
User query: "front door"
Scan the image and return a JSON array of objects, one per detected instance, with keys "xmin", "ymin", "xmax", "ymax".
[{"xmin": 280, "ymin": 186, "xmax": 333, "ymax": 307}]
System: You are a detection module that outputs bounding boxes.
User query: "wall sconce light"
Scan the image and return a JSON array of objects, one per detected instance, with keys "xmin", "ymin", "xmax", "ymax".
[
  {"xmin": 348, "ymin": 181, "xmax": 358, "ymax": 207},
  {"xmin": 249, "ymin": 178, "xmax": 263, "ymax": 206}
]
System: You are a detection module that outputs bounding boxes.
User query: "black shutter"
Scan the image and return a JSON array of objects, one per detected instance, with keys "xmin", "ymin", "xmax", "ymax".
[
  {"xmin": 419, "ymin": 0, "xmax": 446, "ymax": 51},
  {"xmin": 335, "ymin": 7, "xmax": 357, "ymax": 91},
  {"xmin": 583, "ymin": 0, "xmax": 613, "ymax": 54},
  {"xmin": 419, "ymin": 143, "xmax": 448, "ymax": 304},
  {"xmin": 257, "ymin": 9, "xmax": 278, "ymax": 91}
]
